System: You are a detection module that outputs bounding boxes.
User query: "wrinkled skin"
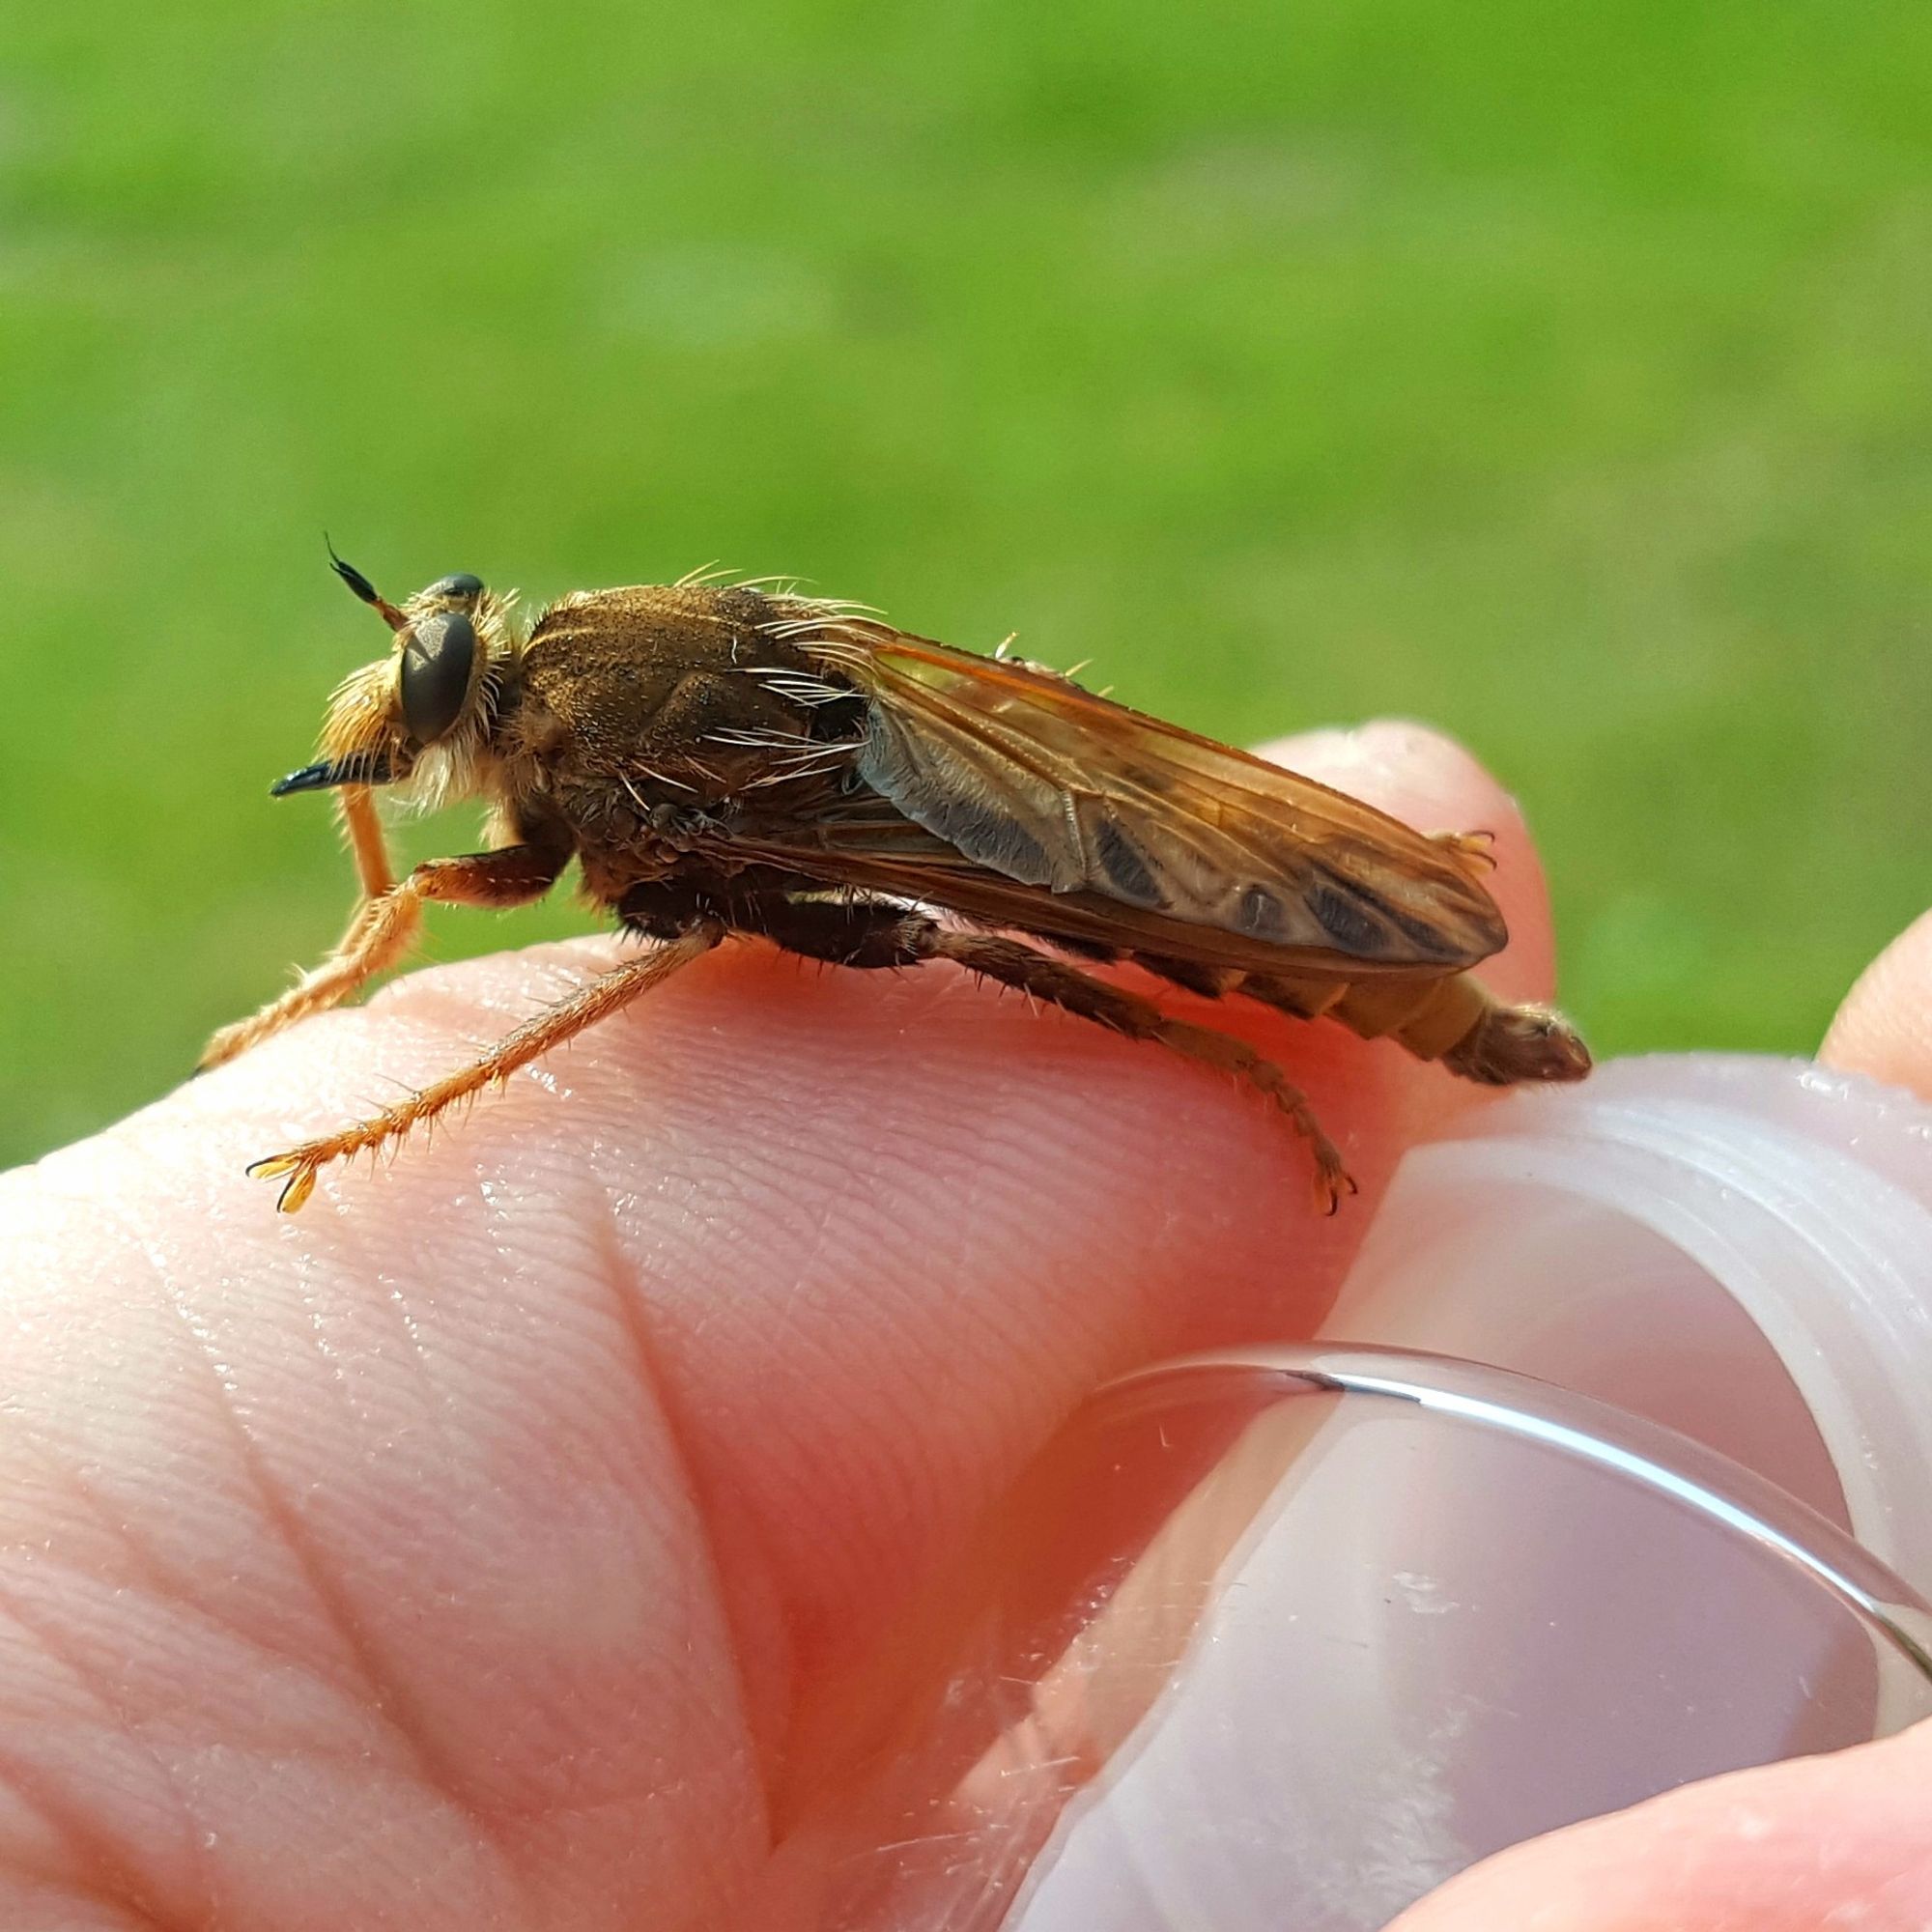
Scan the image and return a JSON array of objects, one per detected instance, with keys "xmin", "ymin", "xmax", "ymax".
[{"xmin": 0, "ymin": 724, "xmax": 1923, "ymax": 1931}]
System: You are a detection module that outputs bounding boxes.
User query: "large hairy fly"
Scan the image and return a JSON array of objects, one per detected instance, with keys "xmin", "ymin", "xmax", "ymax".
[{"xmin": 204, "ymin": 559, "xmax": 1591, "ymax": 1211}]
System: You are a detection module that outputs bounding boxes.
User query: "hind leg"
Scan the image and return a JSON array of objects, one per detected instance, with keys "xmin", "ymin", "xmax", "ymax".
[{"xmin": 751, "ymin": 897, "xmax": 1355, "ymax": 1211}]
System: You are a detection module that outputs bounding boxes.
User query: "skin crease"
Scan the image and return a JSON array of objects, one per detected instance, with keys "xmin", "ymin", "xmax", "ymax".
[{"xmin": 0, "ymin": 722, "xmax": 1917, "ymax": 1931}]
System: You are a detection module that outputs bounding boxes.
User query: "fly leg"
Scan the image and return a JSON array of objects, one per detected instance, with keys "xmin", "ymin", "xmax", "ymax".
[
  {"xmin": 200, "ymin": 839, "xmax": 570, "ymax": 1071},
  {"xmin": 249, "ymin": 923, "xmax": 724, "ymax": 1211},
  {"xmin": 205, "ymin": 781, "xmax": 398, "ymax": 1066},
  {"xmin": 931, "ymin": 930, "xmax": 1356, "ymax": 1212},
  {"xmin": 338, "ymin": 783, "xmax": 398, "ymax": 899},
  {"xmin": 753, "ymin": 897, "xmax": 1355, "ymax": 1212}
]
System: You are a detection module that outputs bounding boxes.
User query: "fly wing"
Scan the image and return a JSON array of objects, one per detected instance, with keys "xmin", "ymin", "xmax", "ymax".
[
  {"xmin": 780, "ymin": 624, "xmax": 1505, "ymax": 971},
  {"xmin": 704, "ymin": 799, "xmax": 1389, "ymax": 979}
]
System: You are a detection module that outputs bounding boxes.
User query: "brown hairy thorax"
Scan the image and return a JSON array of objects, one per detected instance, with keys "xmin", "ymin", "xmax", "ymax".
[{"xmin": 204, "ymin": 560, "xmax": 1591, "ymax": 1213}]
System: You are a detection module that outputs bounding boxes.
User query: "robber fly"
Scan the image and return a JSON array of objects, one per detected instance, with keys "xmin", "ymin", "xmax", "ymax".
[{"xmin": 203, "ymin": 556, "xmax": 1591, "ymax": 1212}]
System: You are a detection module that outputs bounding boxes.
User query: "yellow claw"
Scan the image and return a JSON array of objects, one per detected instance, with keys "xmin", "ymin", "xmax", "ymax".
[
  {"xmin": 277, "ymin": 1166, "xmax": 319, "ymax": 1214},
  {"xmin": 246, "ymin": 1151, "xmax": 320, "ymax": 1213}
]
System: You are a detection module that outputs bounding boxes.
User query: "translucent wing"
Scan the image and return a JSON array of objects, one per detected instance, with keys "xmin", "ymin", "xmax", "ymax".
[{"xmin": 776, "ymin": 624, "xmax": 1505, "ymax": 972}]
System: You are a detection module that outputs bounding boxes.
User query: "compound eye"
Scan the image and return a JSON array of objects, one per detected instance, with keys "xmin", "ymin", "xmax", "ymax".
[
  {"xmin": 398, "ymin": 610, "xmax": 477, "ymax": 745},
  {"xmin": 426, "ymin": 572, "xmax": 484, "ymax": 601}
]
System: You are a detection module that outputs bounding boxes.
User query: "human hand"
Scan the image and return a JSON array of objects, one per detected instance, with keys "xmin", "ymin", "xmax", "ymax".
[
  {"xmin": 0, "ymin": 721, "xmax": 1553, "ymax": 1928},
  {"xmin": 0, "ymin": 722, "xmax": 1917, "ymax": 1930}
]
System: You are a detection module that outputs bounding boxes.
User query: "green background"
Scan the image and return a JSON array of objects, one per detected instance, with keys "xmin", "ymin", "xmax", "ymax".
[{"xmin": 4, "ymin": 2, "xmax": 1929, "ymax": 1170}]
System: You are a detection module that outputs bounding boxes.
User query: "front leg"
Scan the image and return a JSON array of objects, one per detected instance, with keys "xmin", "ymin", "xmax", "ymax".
[
  {"xmin": 199, "ymin": 840, "xmax": 571, "ymax": 1071},
  {"xmin": 337, "ymin": 783, "xmax": 398, "ymax": 899}
]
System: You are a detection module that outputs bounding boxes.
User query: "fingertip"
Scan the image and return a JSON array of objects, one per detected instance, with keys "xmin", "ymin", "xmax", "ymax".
[
  {"xmin": 1392, "ymin": 1719, "xmax": 1932, "ymax": 1931},
  {"xmin": 1253, "ymin": 719, "xmax": 1506, "ymax": 813},
  {"xmin": 1821, "ymin": 908, "xmax": 1932, "ymax": 1103},
  {"xmin": 1254, "ymin": 720, "xmax": 1558, "ymax": 1005}
]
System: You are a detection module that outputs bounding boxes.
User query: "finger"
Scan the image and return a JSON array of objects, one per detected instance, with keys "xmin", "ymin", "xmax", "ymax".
[
  {"xmin": 1391, "ymin": 1716, "xmax": 1932, "ymax": 1931},
  {"xmin": 320, "ymin": 721, "xmax": 1557, "ymax": 1684},
  {"xmin": 1821, "ymin": 906, "xmax": 1932, "ymax": 1100},
  {"xmin": 0, "ymin": 724, "xmax": 1557, "ymax": 1927}
]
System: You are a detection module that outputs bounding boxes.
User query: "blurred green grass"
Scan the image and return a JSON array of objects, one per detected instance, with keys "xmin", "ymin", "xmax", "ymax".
[{"xmin": 3, "ymin": 1, "xmax": 1929, "ymax": 1169}]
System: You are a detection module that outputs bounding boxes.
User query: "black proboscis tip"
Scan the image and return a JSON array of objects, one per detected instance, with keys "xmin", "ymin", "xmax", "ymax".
[
  {"xmin": 270, "ymin": 753, "xmax": 391, "ymax": 797},
  {"xmin": 270, "ymin": 760, "xmax": 335, "ymax": 797}
]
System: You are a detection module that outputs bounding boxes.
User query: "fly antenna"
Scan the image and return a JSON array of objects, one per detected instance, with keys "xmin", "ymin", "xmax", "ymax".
[{"xmin": 325, "ymin": 535, "xmax": 409, "ymax": 632}]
